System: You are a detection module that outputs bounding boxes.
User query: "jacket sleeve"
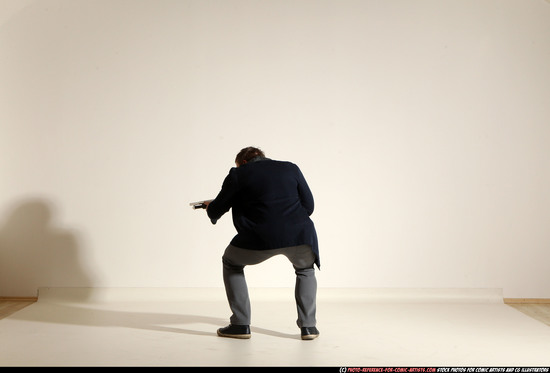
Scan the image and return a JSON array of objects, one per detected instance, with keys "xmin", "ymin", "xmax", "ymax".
[
  {"xmin": 207, "ymin": 168, "xmax": 238, "ymax": 224},
  {"xmin": 296, "ymin": 165, "xmax": 314, "ymax": 216}
]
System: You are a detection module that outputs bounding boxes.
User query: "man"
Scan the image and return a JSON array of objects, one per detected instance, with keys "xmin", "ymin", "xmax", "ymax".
[{"xmin": 204, "ymin": 146, "xmax": 320, "ymax": 340}]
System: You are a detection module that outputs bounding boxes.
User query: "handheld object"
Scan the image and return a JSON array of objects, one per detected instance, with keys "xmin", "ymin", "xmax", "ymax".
[{"xmin": 189, "ymin": 199, "xmax": 213, "ymax": 209}]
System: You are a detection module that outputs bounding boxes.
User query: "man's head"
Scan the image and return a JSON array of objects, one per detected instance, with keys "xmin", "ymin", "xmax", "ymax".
[{"xmin": 235, "ymin": 146, "xmax": 265, "ymax": 167}]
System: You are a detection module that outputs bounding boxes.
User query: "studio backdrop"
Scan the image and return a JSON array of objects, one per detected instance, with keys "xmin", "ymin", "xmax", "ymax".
[{"xmin": 1, "ymin": 0, "xmax": 549, "ymax": 298}]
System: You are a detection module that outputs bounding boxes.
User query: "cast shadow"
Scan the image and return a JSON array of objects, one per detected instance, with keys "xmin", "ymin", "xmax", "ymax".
[
  {"xmin": 0, "ymin": 198, "xmax": 95, "ymax": 300},
  {"xmin": 10, "ymin": 302, "xmax": 299, "ymax": 339},
  {"xmin": 0, "ymin": 198, "xmax": 299, "ymax": 339}
]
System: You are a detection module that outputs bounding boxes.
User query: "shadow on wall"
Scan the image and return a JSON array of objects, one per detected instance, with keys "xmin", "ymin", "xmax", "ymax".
[{"xmin": 0, "ymin": 198, "xmax": 95, "ymax": 299}]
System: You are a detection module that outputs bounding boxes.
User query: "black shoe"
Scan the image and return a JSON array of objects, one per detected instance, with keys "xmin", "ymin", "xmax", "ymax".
[
  {"xmin": 217, "ymin": 324, "xmax": 251, "ymax": 339},
  {"xmin": 301, "ymin": 326, "xmax": 320, "ymax": 340}
]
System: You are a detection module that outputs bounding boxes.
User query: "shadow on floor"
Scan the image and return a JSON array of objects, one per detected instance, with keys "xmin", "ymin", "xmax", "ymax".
[{"xmin": 9, "ymin": 302, "xmax": 300, "ymax": 339}]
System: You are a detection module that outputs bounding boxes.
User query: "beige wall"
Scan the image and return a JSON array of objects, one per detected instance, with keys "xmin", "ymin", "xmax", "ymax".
[{"xmin": 1, "ymin": 0, "xmax": 549, "ymax": 297}]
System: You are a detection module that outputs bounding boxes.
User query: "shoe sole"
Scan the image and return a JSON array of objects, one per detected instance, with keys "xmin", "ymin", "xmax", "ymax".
[
  {"xmin": 301, "ymin": 334, "xmax": 319, "ymax": 340},
  {"xmin": 217, "ymin": 330, "xmax": 251, "ymax": 339}
]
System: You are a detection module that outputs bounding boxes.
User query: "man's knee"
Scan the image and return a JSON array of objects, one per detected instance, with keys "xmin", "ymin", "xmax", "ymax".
[
  {"xmin": 222, "ymin": 256, "xmax": 244, "ymax": 271},
  {"xmin": 294, "ymin": 266, "xmax": 315, "ymax": 277}
]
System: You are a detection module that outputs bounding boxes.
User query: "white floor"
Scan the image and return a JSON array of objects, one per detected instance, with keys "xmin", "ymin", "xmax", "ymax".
[{"xmin": 1, "ymin": 288, "xmax": 550, "ymax": 367}]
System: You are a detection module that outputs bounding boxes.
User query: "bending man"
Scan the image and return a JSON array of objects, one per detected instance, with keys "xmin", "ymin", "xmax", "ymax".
[{"xmin": 205, "ymin": 146, "xmax": 320, "ymax": 340}]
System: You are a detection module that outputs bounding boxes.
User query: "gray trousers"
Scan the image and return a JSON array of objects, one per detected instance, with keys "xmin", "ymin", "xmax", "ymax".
[{"xmin": 222, "ymin": 244, "xmax": 317, "ymax": 328}]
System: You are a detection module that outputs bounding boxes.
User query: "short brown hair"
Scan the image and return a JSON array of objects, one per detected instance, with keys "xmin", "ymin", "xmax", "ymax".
[{"xmin": 235, "ymin": 146, "xmax": 265, "ymax": 166}]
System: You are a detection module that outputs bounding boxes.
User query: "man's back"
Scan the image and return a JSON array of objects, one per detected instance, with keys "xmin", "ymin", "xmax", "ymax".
[
  {"xmin": 207, "ymin": 157, "xmax": 319, "ymax": 267},
  {"xmin": 233, "ymin": 159, "xmax": 313, "ymax": 220}
]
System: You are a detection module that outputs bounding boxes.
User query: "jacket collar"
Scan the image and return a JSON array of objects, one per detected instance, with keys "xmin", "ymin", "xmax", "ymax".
[{"xmin": 248, "ymin": 156, "xmax": 270, "ymax": 163}]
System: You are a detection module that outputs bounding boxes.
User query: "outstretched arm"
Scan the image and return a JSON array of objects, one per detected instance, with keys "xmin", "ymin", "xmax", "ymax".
[{"xmin": 206, "ymin": 168, "xmax": 238, "ymax": 224}]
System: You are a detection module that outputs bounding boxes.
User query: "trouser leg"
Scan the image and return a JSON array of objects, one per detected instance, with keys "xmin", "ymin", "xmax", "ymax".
[
  {"xmin": 222, "ymin": 255, "xmax": 251, "ymax": 325},
  {"xmin": 285, "ymin": 245, "xmax": 317, "ymax": 328},
  {"xmin": 222, "ymin": 245, "xmax": 273, "ymax": 325},
  {"xmin": 294, "ymin": 266, "xmax": 317, "ymax": 328}
]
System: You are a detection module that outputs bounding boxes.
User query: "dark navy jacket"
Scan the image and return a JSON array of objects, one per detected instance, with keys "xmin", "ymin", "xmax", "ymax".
[{"xmin": 207, "ymin": 157, "xmax": 319, "ymax": 268}]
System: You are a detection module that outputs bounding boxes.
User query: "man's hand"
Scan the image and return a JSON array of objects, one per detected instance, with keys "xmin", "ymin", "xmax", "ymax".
[{"xmin": 190, "ymin": 199, "xmax": 213, "ymax": 209}]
